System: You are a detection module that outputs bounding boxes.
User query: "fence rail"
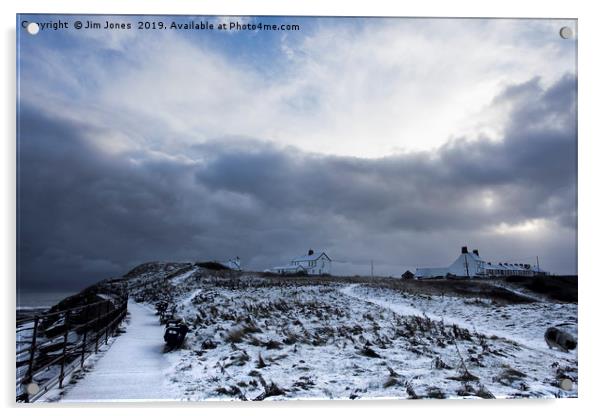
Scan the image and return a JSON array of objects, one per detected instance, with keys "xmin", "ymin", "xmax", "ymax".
[{"xmin": 16, "ymin": 288, "xmax": 129, "ymax": 402}]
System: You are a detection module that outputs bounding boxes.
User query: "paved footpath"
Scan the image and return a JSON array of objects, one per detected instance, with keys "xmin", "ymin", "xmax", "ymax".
[{"xmin": 62, "ymin": 301, "xmax": 176, "ymax": 402}]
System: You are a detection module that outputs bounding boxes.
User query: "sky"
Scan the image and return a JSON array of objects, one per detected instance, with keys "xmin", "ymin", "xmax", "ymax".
[{"xmin": 17, "ymin": 15, "xmax": 577, "ymax": 292}]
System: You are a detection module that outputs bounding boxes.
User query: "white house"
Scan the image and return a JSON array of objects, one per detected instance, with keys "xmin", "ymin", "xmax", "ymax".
[
  {"xmin": 267, "ymin": 264, "xmax": 307, "ymax": 275},
  {"xmin": 268, "ymin": 249, "xmax": 332, "ymax": 276},
  {"xmin": 415, "ymin": 246, "xmax": 546, "ymax": 279}
]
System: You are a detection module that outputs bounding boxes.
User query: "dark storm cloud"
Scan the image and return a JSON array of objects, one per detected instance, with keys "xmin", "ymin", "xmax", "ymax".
[
  {"xmin": 18, "ymin": 74, "xmax": 577, "ymax": 291},
  {"xmin": 196, "ymin": 74, "xmax": 576, "ymax": 233}
]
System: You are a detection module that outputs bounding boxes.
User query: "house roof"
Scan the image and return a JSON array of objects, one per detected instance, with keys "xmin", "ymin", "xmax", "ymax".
[
  {"xmin": 420, "ymin": 248, "xmax": 545, "ymax": 275},
  {"xmin": 465, "ymin": 252, "xmax": 483, "ymax": 262},
  {"xmin": 484, "ymin": 261, "xmax": 538, "ymax": 272},
  {"xmin": 292, "ymin": 252, "xmax": 331, "ymax": 262}
]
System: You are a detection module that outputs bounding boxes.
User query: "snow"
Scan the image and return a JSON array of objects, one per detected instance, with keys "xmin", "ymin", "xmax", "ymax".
[
  {"xmin": 170, "ymin": 268, "xmax": 198, "ymax": 286},
  {"xmin": 48, "ymin": 269, "xmax": 578, "ymax": 401},
  {"xmin": 341, "ymin": 284, "xmax": 577, "ymax": 356},
  {"xmin": 163, "ymin": 277, "xmax": 577, "ymax": 400},
  {"xmin": 60, "ymin": 301, "xmax": 179, "ymax": 402},
  {"xmin": 490, "ymin": 281, "xmax": 552, "ymax": 303}
]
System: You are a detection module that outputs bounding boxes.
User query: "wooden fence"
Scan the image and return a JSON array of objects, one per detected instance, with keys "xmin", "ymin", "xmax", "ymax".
[{"xmin": 16, "ymin": 290, "xmax": 128, "ymax": 402}]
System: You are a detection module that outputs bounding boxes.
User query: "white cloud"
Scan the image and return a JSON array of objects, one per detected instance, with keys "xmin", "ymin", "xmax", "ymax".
[{"xmin": 21, "ymin": 17, "xmax": 577, "ymax": 159}]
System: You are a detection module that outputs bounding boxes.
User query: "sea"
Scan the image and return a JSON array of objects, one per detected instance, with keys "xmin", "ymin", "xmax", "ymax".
[{"xmin": 17, "ymin": 291, "xmax": 75, "ymax": 310}]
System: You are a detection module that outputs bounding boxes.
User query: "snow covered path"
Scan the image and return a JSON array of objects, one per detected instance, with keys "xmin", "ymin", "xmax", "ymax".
[
  {"xmin": 339, "ymin": 284, "xmax": 577, "ymax": 359},
  {"xmin": 62, "ymin": 301, "xmax": 177, "ymax": 402},
  {"xmin": 170, "ymin": 267, "xmax": 198, "ymax": 286}
]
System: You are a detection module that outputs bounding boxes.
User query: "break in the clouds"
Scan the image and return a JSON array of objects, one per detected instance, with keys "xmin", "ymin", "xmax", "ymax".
[{"xmin": 17, "ymin": 16, "xmax": 577, "ymax": 291}]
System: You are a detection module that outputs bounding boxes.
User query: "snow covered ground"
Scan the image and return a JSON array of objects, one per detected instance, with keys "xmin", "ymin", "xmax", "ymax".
[
  {"xmin": 58, "ymin": 302, "xmax": 180, "ymax": 402},
  {"xmin": 51, "ymin": 267, "xmax": 578, "ymax": 401},
  {"xmin": 341, "ymin": 284, "xmax": 578, "ymax": 356}
]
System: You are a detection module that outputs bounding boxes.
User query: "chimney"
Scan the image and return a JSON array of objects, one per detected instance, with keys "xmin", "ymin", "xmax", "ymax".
[
  {"xmin": 472, "ymin": 249, "xmax": 479, "ymax": 256},
  {"xmin": 308, "ymin": 249, "xmax": 314, "ymax": 256},
  {"xmin": 461, "ymin": 246, "xmax": 468, "ymax": 254}
]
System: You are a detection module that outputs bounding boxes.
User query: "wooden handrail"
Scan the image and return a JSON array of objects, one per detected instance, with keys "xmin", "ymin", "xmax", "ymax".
[{"xmin": 16, "ymin": 288, "xmax": 129, "ymax": 403}]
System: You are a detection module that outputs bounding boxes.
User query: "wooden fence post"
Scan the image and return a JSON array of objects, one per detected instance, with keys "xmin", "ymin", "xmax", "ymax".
[
  {"xmin": 95, "ymin": 304, "xmax": 101, "ymax": 353},
  {"xmin": 104, "ymin": 301, "xmax": 110, "ymax": 345},
  {"xmin": 58, "ymin": 310, "xmax": 71, "ymax": 388},
  {"xmin": 80, "ymin": 305, "xmax": 89, "ymax": 369},
  {"xmin": 25, "ymin": 315, "xmax": 39, "ymax": 384}
]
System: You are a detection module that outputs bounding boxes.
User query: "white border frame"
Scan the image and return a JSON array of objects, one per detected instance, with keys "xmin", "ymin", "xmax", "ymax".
[{"xmin": 2, "ymin": 1, "xmax": 600, "ymax": 415}]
